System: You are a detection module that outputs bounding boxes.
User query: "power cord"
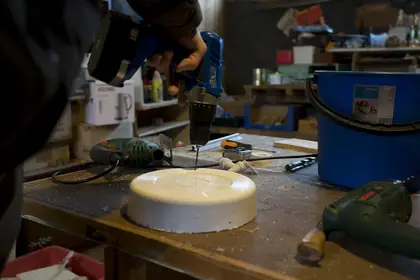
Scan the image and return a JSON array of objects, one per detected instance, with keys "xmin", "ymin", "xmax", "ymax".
[
  {"xmin": 51, "ymin": 158, "xmax": 121, "ymax": 185},
  {"xmin": 156, "ymin": 153, "xmax": 319, "ymax": 169},
  {"xmin": 51, "ymin": 153, "xmax": 318, "ymax": 185}
]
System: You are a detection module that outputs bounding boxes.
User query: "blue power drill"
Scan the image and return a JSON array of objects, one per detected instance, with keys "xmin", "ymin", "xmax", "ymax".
[{"xmin": 88, "ymin": 11, "xmax": 223, "ymax": 146}]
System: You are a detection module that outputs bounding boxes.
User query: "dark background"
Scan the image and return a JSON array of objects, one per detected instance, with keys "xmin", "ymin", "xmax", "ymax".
[{"xmin": 222, "ymin": 0, "xmax": 377, "ymax": 94}]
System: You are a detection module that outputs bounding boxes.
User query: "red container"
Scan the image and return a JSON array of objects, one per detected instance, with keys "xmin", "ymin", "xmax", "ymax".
[
  {"xmin": 295, "ymin": 5, "xmax": 324, "ymax": 25},
  {"xmin": 2, "ymin": 246, "xmax": 104, "ymax": 280},
  {"xmin": 276, "ymin": 50, "xmax": 293, "ymax": 65}
]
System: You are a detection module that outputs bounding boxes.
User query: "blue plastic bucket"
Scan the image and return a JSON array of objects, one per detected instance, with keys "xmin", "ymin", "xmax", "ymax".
[{"xmin": 308, "ymin": 71, "xmax": 420, "ymax": 189}]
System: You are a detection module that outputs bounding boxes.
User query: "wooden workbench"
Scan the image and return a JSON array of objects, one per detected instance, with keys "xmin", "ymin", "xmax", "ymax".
[{"xmin": 22, "ymin": 134, "xmax": 420, "ymax": 280}]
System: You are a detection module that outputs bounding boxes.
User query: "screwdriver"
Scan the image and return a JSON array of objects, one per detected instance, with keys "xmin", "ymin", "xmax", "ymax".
[{"xmin": 221, "ymin": 140, "xmax": 252, "ymax": 150}]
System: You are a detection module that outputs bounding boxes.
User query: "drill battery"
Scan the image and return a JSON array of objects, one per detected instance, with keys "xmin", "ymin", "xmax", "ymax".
[{"xmin": 221, "ymin": 139, "xmax": 252, "ymax": 160}]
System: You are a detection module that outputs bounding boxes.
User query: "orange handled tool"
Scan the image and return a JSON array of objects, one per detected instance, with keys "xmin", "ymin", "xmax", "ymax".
[{"xmin": 221, "ymin": 140, "xmax": 252, "ymax": 150}]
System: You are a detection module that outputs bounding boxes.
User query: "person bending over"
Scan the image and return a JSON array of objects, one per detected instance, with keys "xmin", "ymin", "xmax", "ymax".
[{"xmin": 0, "ymin": 0, "xmax": 206, "ymax": 269}]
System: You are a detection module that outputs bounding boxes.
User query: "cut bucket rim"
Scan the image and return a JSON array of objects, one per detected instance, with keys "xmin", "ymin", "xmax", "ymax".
[
  {"xmin": 314, "ymin": 70, "xmax": 420, "ymax": 77},
  {"xmin": 306, "ymin": 78, "xmax": 420, "ymax": 135}
]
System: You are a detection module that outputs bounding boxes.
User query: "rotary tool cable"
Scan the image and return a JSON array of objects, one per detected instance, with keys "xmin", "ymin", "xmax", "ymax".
[
  {"xmin": 51, "ymin": 153, "xmax": 318, "ymax": 185},
  {"xmin": 51, "ymin": 158, "xmax": 121, "ymax": 185}
]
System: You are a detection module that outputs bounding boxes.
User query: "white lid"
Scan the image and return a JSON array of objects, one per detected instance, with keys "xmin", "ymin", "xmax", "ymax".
[{"xmin": 130, "ymin": 168, "xmax": 256, "ymax": 205}]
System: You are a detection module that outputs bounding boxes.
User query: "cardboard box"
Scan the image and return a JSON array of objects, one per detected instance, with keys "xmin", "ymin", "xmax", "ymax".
[
  {"xmin": 295, "ymin": 5, "xmax": 324, "ymax": 25},
  {"xmin": 250, "ymin": 105, "xmax": 288, "ymax": 126},
  {"xmin": 75, "ymin": 123, "xmax": 134, "ymax": 160},
  {"xmin": 355, "ymin": 3, "xmax": 398, "ymax": 29},
  {"xmin": 277, "ymin": 64, "xmax": 312, "ymax": 83},
  {"xmin": 219, "ymin": 100, "xmax": 246, "ymax": 117},
  {"xmin": 48, "ymin": 104, "xmax": 72, "ymax": 143},
  {"xmin": 24, "ymin": 144, "xmax": 70, "ymax": 173},
  {"xmin": 315, "ymin": 52, "xmax": 334, "ymax": 64},
  {"xmin": 85, "ymin": 81, "xmax": 135, "ymax": 126},
  {"xmin": 298, "ymin": 118, "xmax": 318, "ymax": 134},
  {"xmin": 293, "ymin": 46, "xmax": 315, "ymax": 64}
]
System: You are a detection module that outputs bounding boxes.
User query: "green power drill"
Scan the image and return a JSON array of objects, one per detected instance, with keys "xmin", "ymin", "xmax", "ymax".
[
  {"xmin": 88, "ymin": 138, "xmax": 166, "ymax": 167},
  {"xmin": 52, "ymin": 137, "xmax": 171, "ymax": 185},
  {"xmin": 297, "ymin": 178, "xmax": 420, "ymax": 263}
]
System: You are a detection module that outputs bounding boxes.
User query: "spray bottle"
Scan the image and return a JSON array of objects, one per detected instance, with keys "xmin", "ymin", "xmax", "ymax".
[{"xmin": 152, "ymin": 70, "xmax": 163, "ymax": 102}]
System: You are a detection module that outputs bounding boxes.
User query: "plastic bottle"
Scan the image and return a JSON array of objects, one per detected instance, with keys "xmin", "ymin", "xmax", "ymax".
[
  {"xmin": 132, "ymin": 68, "xmax": 143, "ymax": 103},
  {"xmin": 151, "ymin": 71, "xmax": 163, "ymax": 102}
]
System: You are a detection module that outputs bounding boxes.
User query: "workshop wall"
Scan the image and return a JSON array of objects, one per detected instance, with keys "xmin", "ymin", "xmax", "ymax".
[
  {"xmin": 199, "ymin": 0, "xmax": 224, "ymax": 34},
  {"xmin": 223, "ymin": 0, "xmax": 360, "ymax": 94}
]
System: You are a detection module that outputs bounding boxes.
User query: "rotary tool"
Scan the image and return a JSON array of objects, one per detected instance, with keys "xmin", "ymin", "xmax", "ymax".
[
  {"xmin": 52, "ymin": 137, "xmax": 170, "ymax": 184},
  {"xmin": 87, "ymin": 11, "xmax": 224, "ymax": 168},
  {"xmin": 297, "ymin": 177, "xmax": 420, "ymax": 263}
]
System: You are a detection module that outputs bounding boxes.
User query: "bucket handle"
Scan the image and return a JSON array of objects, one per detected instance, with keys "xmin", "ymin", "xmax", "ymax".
[{"xmin": 306, "ymin": 78, "xmax": 420, "ymax": 135}]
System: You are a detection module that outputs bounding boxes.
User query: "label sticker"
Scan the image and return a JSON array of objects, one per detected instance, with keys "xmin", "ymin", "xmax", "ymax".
[{"xmin": 353, "ymin": 85, "xmax": 396, "ymax": 125}]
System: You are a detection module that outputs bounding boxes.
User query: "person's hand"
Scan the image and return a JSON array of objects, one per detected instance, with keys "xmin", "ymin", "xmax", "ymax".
[{"xmin": 148, "ymin": 31, "xmax": 207, "ymax": 95}]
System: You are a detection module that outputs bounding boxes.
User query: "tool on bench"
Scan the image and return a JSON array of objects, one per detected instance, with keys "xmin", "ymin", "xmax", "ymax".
[
  {"xmin": 221, "ymin": 140, "xmax": 276, "ymax": 160},
  {"xmin": 50, "ymin": 134, "xmax": 318, "ymax": 184},
  {"xmin": 223, "ymin": 149, "xmax": 252, "ymax": 161},
  {"xmin": 221, "ymin": 140, "xmax": 252, "ymax": 161},
  {"xmin": 297, "ymin": 177, "xmax": 420, "ymax": 263},
  {"xmin": 87, "ymin": 11, "xmax": 224, "ymax": 170},
  {"xmin": 51, "ymin": 137, "xmax": 172, "ymax": 185},
  {"xmin": 222, "ymin": 140, "xmax": 275, "ymax": 153},
  {"xmin": 221, "ymin": 140, "xmax": 252, "ymax": 150},
  {"xmin": 285, "ymin": 157, "xmax": 317, "ymax": 173}
]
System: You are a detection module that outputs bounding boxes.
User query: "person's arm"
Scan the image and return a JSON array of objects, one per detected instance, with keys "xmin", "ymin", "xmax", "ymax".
[
  {"xmin": 129, "ymin": 0, "xmax": 202, "ymax": 39},
  {"xmin": 131, "ymin": 0, "xmax": 206, "ymax": 95}
]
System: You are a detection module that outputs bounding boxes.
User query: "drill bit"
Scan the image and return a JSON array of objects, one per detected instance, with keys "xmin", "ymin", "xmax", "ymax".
[{"xmin": 194, "ymin": 146, "xmax": 199, "ymax": 170}]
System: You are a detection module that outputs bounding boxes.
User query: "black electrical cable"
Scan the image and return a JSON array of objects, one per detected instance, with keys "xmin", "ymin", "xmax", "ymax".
[
  {"xmin": 51, "ymin": 158, "xmax": 120, "ymax": 185},
  {"xmin": 156, "ymin": 153, "xmax": 319, "ymax": 169},
  {"xmin": 24, "ymin": 161, "xmax": 93, "ymax": 182},
  {"xmin": 51, "ymin": 153, "xmax": 318, "ymax": 185}
]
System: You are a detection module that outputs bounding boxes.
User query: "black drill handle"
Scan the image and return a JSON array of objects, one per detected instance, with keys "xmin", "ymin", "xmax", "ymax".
[
  {"xmin": 346, "ymin": 214, "xmax": 420, "ymax": 260},
  {"xmin": 90, "ymin": 144, "xmax": 127, "ymax": 165}
]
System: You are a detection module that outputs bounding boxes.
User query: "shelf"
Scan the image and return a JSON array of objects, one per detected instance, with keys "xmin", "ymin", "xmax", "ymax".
[
  {"xmin": 211, "ymin": 126, "xmax": 317, "ymax": 141},
  {"xmin": 327, "ymin": 47, "xmax": 420, "ymax": 53},
  {"xmin": 136, "ymin": 99, "xmax": 178, "ymax": 111},
  {"xmin": 138, "ymin": 121, "xmax": 190, "ymax": 137},
  {"xmin": 244, "ymin": 84, "xmax": 315, "ymax": 105},
  {"xmin": 256, "ymin": 0, "xmax": 330, "ymax": 9},
  {"xmin": 245, "ymin": 84, "xmax": 307, "ymax": 90},
  {"xmin": 245, "ymin": 83, "xmax": 317, "ymax": 91}
]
